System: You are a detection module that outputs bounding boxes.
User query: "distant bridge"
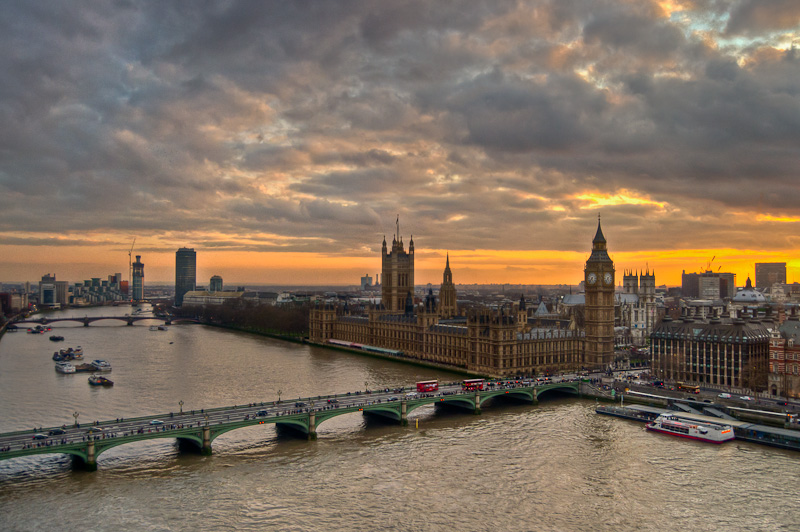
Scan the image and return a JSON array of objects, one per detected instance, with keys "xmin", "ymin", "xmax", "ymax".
[
  {"xmin": 11, "ymin": 316, "xmax": 201, "ymax": 327},
  {"xmin": 0, "ymin": 380, "xmax": 581, "ymax": 472}
]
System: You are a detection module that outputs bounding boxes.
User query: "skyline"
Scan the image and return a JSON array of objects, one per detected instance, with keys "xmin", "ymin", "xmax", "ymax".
[{"xmin": 1, "ymin": 2, "xmax": 799, "ymax": 286}]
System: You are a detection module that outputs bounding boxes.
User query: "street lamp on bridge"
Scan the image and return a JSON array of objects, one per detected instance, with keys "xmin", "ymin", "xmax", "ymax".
[
  {"xmin": 277, "ymin": 389, "xmax": 282, "ymax": 404},
  {"xmin": 73, "ymin": 411, "xmax": 79, "ymax": 427},
  {"xmin": 179, "ymin": 400, "xmax": 184, "ymax": 414}
]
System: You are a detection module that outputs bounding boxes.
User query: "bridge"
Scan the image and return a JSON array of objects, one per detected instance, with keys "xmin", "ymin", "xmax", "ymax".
[
  {"xmin": 11, "ymin": 316, "xmax": 200, "ymax": 327},
  {"xmin": 0, "ymin": 380, "xmax": 581, "ymax": 472}
]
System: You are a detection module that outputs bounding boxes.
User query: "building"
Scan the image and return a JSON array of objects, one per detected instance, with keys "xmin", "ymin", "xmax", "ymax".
[
  {"xmin": 439, "ymin": 253, "xmax": 458, "ymax": 319},
  {"xmin": 175, "ymin": 248, "xmax": 197, "ymax": 307},
  {"xmin": 651, "ymin": 313, "xmax": 771, "ymax": 389},
  {"xmin": 309, "ymin": 223, "xmax": 616, "ymax": 377},
  {"xmin": 182, "ymin": 290, "xmax": 244, "ymax": 307},
  {"xmin": 38, "ymin": 274, "xmax": 57, "ymax": 307},
  {"xmin": 768, "ymin": 317, "xmax": 800, "ymax": 398},
  {"xmin": 682, "ymin": 270, "xmax": 736, "ymax": 299},
  {"xmin": 360, "ymin": 274, "xmax": 373, "ymax": 291},
  {"xmin": 209, "ymin": 275, "xmax": 223, "ymax": 292},
  {"xmin": 584, "ymin": 218, "xmax": 615, "ymax": 369},
  {"xmin": 756, "ymin": 262, "xmax": 787, "ymax": 289},
  {"xmin": 381, "ymin": 228, "xmax": 414, "ymax": 312},
  {"xmin": 132, "ymin": 255, "xmax": 145, "ymax": 301},
  {"xmin": 618, "ymin": 269, "xmax": 659, "ymax": 346}
]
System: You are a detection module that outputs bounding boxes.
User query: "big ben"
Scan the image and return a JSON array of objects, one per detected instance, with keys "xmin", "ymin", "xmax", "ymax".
[{"xmin": 584, "ymin": 217, "xmax": 615, "ymax": 370}]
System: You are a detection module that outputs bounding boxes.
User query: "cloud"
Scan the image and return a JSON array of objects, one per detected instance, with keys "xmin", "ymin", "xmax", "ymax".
[{"xmin": 0, "ymin": 0, "xmax": 798, "ymax": 284}]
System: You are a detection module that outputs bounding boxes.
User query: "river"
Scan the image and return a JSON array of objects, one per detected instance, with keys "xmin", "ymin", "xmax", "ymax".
[{"xmin": 0, "ymin": 305, "xmax": 798, "ymax": 531}]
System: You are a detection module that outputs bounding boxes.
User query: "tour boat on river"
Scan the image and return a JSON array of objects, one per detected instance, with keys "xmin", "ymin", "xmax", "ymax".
[
  {"xmin": 90, "ymin": 359, "xmax": 112, "ymax": 372},
  {"xmin": 54, "ymin": 362, "xmax": 76, "ymax": 374},
  {"xmin": 646, "ymin": 414, "xmax": 734, "ymax": 444}
]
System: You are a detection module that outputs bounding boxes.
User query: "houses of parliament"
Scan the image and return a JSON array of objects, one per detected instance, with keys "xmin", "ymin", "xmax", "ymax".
[{"xmin": 310, "ymin": 221, "xmax": 615, "ymax": 376}]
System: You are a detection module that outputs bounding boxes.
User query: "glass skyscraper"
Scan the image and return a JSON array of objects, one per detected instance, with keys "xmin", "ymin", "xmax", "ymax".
[{"xmin": 175, "ymin": 247, "xmax": 196, "ymax": 306}]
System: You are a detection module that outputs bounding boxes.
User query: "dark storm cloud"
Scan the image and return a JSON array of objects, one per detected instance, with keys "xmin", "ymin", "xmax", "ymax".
[{"xmin": 1, "ymin": 0, "xmax": 798, "ymax": 259}]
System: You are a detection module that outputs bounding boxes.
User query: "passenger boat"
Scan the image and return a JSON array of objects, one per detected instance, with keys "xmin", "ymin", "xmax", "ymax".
[
  {"xmin": 149, "ymin": 325, "xmax": 159, "ymax": 331},
  {"xmin": 54, "ymin": 362, "xmax": 76, "ymax": 374},
  {"xmin": 88, "ymin": 374, "xmax": 114, "ymax": 387},
  {"xmin": 646, "ymin": 414, "xmax": 734, "ymax": 444},
  {"xmin": 90, "ymin": 359, "xmax": 112, "ymax": 372},
  {"xmin": 49, "ymin": 335, "xmax": 65, "ymax": 342}
]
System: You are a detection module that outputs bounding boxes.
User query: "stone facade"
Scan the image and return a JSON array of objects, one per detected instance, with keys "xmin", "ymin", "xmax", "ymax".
[
  {"xmin": 768, "ymin": 318, "xmax": 800, "ymax": 398},
  {"xmin": 650, "ymin": 316, "xmax": 771, "ymax": 389},
  {"xmin": 309, "ymin": 224, "xmax": 617, "ymax": 377},
  {"xmin": 584, "ymin": 219, "xmax": 615, "ymax": 369}
]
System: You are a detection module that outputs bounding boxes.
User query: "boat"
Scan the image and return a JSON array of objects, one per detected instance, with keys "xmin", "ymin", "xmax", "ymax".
[
  {"xmin": 54, "ymin": 362, "xmax": 76, "ymax": 374},
  {"xmin": 52, "ymin": 351, "xmax": 65, "ymax": 361},
  {"xmin": 149, "ymin": 325, "xmax": 159, "ymax": 331},
  {"xmin": 58, "ymin": 347, "xmax": 83, "ymax": 360},
  {"xmin": 74, "ymin": 363, "xmax": 96, "ymax": 373},
  {"xmin": 90, "ymin": 359, "xmax": 112, "ymax": 372},
  {"xmin": 157, "ymin": 325, "xmax": 168, "ymax": 331},
  {"xmin": 49, "ymin": 335, "xmax": 65, "ymax": 342},
  {"xmin": 88, "ymin": 374, "xmax": 114, "ymax": 387},
  {"xmin": 646, "ymin": 414, "xmax": 734, "ymax": 444}
]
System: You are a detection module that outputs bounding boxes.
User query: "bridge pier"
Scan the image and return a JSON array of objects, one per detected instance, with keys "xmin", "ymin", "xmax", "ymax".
[
  {"xmin": 401, "ymin": 401, "xmax": 408, "ymax": 426},
  {"xmin": 126, "ymin": 319, "xmax": 133, "ymax": 326},
  {"xmin": 474, "ymin": 392, "xmax": 481, "ymax": 415},
  {"xmin": 202, "ymin": 426, "xmax": 212, "ymax": 455},
  {"xmin": 73, "ymin": 441, "xmax": 98, "ymax": 472},
  {"xmin": 83, "ymin": 319, "xmax": 90, "ymax": 327},
  {"xmin": 307, "ymin": 412, "xmax": 317, "ymax": 440},
  {"xmin": 532, "ymin": 389, "xmax": 539, "ymax": 405}
]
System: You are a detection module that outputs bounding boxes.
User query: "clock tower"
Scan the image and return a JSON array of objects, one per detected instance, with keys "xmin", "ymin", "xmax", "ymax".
[{"xmin": 584, "ymin": 217, "xmax": 615, "ymax": 370}]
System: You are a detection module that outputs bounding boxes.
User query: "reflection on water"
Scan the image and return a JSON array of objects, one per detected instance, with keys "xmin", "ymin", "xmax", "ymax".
[{"xmin": 1, "ymin": 306, "xmax": 799, "ymax": 531}]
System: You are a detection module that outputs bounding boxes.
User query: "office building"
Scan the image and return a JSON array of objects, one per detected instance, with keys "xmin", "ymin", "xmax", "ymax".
[
  {"xmin": 175, "ymin": 248, "xmax": 197, "ymax": 306},
  {"xmin": 132, "ymin": 255, "xmax": 144, "ymax": 301},
  {"xmin": 209, "ymin": 275, "xmax": 223, "ymax": 292},
  {"xmin": 755, "ymin": 262, "xmax": 787, "ymax": 289}
]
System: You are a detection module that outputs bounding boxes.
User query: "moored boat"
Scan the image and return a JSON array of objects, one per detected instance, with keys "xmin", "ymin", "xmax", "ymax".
[
  {"xmin": 646, "ymin": 414, "xmax": 734, "ymax": 444},
  {"xmin": 49, "ymin": 335, "xmax": 65, "ymax": 342},
  {"xmin": 88, "ymin": 374, "xmax": 114, "ymax": 386},
  {"xmin": 74, "ymin": 363, "xmax": 96, "ymax": 373},
  {"xmin": 90, "ymin": 359, "xmax": 112, "ymax": 372},
  {"xmin": 54, "ymin": 362, "xmax": 76, "ymax": 374}
]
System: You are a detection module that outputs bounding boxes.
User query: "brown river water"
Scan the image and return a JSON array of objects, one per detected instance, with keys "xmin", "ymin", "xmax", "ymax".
[{"xmin": 0, "ymin": 305, "xmax": 798, "ymax": 531}]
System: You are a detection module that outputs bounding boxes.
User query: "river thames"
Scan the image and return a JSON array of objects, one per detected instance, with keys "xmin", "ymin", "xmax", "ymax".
[{"xmin": 0, "ymin": 306, "xmax": 798, "ymax": 531}]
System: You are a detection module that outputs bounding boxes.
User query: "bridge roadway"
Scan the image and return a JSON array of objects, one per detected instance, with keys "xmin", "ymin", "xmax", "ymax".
[
  {"xmin": 0, "ymin": 380, "xmax": 580, "ymax": 472},
  {"xmin": 12, "ymin": 316, "xmax": 199, "ymax": 327}
]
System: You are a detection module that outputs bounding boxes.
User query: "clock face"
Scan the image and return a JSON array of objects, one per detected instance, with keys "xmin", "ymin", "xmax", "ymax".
[
  {"xmin": 604, "ymin": 273, "xmax": 613, "ymax": 285},
  {"xmin": 587, "ymin": 273, "xmax": 597, "ymax": 285}
]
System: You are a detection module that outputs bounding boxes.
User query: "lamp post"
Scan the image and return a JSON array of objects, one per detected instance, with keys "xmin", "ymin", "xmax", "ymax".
[
  {"xmin": 204, "ymin": 414, "xmax": 209, "ymax": 426},
  {"xmin": 277, "ymin": 389, "xmax": 282, "ymax": 404},
  {"xmin": 73, "ymin": 411, "xmax": 79, "ymax": 427},
  {"xmin": 179, "ymin": 400, "xmax": 184, "ymax": 415},
  {"xmin": 365, "ymin": 381, "xmax": 369, "ymax": 393}
]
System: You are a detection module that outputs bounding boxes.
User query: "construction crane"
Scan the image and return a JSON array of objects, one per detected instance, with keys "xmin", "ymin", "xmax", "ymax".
[{"xmin": 128, "ymin": 237, "xmax": 136, "ymax": 290}]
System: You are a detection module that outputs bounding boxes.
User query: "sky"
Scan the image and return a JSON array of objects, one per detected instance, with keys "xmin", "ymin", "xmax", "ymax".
[{"xmin": 1, "ymin": 1, "xmax": 799, "ymax": 287}]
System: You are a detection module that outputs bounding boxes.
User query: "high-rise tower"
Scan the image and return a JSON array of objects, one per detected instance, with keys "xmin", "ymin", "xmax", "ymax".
[
  {"xmin": 132, "ymin": 255, "xmax": 145, "ymax": 301},
  {"xmin": 381, "ymin": 217, "xmax": 414, "ymax": 312},
  {"xmin": 175, "ymin": 247, "xmax": 197, "ymax": 306},
  {"xmin": 584, "ymin": 218, "xmax": 615, "ymax": 370}
]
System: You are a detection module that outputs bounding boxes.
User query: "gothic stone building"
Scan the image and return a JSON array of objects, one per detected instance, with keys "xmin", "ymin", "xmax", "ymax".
[{"xmin": 310, "ymin": 223, "xmax": 616, "ymax": 377}]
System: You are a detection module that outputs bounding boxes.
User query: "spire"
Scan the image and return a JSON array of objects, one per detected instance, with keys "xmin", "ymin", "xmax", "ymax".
[
  {"xmin": 446, "ymin": 252, "xmax": 450, "ymax": 269},
  {"xmin": 593, "ymin": 214, "xmax": 606, "ymax": 245}
]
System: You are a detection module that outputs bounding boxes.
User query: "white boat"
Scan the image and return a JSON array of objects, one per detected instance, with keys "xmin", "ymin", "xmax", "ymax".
[
  {"xmin": 55, "ymin": 361, "xmax": 76, "ymax": 374},
  {"xmin": 90, "ymin": 359, "xmax": 112, "ymax": 372},
  {"xmin": 646, "ymin": 414, "xmax": 734, "ymax": 444},
  {"xmin": 149, "ymin": 326, "xmax": 159, "ymax": 331}
]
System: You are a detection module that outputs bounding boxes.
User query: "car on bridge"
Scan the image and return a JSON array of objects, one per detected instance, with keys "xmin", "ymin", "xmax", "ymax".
[
  {"xmin": 85, "ymin": 427, "xmax": 104, "ymax": 433},
  {"xmin": 32, "ymin": 433, "xmax": 48, "ymax": 440},
  {"xmin": 149, "ymin": 419, "xmax": 164, "ymax": 425},
  {"xmin": 48, "ymin": 428, "xmax": 66, "ymax": 436},
  {"xmin": 326, "ymin": 399, "xmax": 338, "ymax": 404},
  {"xmin": 295, "ymin": 402, "xmax": 306, "ymax": 407},
  {"xmin": 256, "ymin": 410, "xmax": 268, "ymax": 417}
]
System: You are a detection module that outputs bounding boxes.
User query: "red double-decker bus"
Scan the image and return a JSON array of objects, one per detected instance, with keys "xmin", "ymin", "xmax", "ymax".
[
  {"xmin": 461, "ymin": 378, "xmax": 484, "ymax": 391},
  {"xmin": 416, "ymin": 380, "xmax": 439, "ymax": 392}
]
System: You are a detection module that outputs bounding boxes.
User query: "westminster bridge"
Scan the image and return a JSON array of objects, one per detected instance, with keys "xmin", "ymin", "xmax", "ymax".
[
  {"xmin": 0, "ymin": 380, "xmax": 581, "ymax": 472},
  {"xmin": 11, "ymin": 316, "xmax": 200, "ymax": 327}
]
